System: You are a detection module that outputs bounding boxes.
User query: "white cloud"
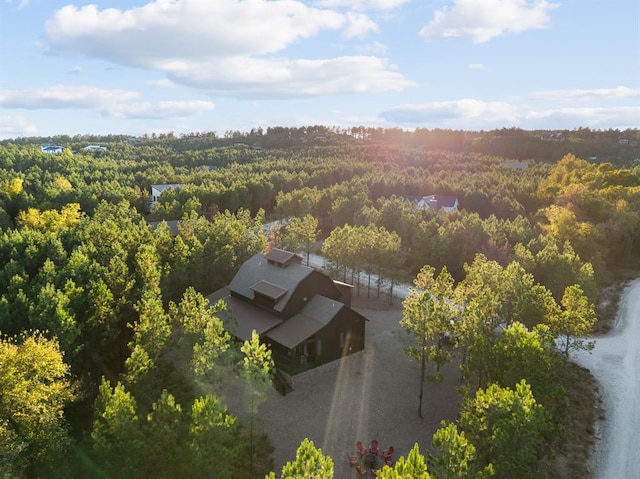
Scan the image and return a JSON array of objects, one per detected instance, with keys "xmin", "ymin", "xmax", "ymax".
[
  {"xmin": 45, "ymin": 1, "xmax": 344, "ymax": 65},
  {"xmin": 0, "ymin": 85, "xmax": 215, "ymax": 121},
  {"xmin": 380, "ymin": 99, "xmax": 640, "ymax": 129},
  {"xmin": 523, "ymin": 106, "xmax": 640, "ymax": 129},
  {"xmin": 468, "ymin": 63, "xmax": 487, "ymax": 70},
  {"xmin": 0, "ymin": 115, "xmax": 38, "ymax": 137},
  {"xmin": 0, "ymin": 85, "xmax": 139, "ymax": 109},
  {"xmin": 381, "ymin": 99, "xmax": 518, "ymax": 124},
  {"xmin": 420, "ymin": 0, "xmax": 559, "ymax": 43},
  {"xmin": 530, "ymin": 86, "xmax": 640, "ymax": 100},
  {"xmin": 101, "ymin": 100, "xmax": 215, "ymax": 119},
  {"xmin": 43, "ymin": 0, "xmax": 412, "ymax": 98},
  {"xmin": 353, "ymin": 41, "xmax": 389, "ymax": 55},
  {"xmin": 343, "ymin": 12, "xmax": 380, "ymax": 38},
  {"xmin": 163, "ymin": 56, "xmax": 416, "ymax": 97},
  {"xmin": 147, "ymin": 78, "xmax": 175, "ymax": 88},
  {"xmin": 315, "ymin": 0, "xmax": 411, "ymax": 10}
]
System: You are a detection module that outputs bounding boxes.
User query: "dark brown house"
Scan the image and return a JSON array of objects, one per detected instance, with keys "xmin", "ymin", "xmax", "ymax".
[{"xmin": 206, "ymin": 249, "xmax": 367, "ymax": 381}]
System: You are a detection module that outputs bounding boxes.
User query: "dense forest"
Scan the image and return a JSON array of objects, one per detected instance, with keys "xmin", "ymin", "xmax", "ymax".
[{"xmin": 1, "ymin": 127, "xmax": 639, "ymax": 478}]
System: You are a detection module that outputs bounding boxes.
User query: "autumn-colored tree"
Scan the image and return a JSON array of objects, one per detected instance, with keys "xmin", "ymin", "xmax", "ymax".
[{"xmin": 0, "ymin": 333, "xmax": 75, "ymax": 478}]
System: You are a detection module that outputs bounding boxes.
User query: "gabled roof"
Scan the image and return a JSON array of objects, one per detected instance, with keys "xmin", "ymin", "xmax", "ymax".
[
  {"xmin": 227, "ymin": 252, "xmax": 316, "ymax": 312},
  {"xmin": 205, "ymin": 290, "xmax": 283, "ymax": 341},
  {"xmin": 429, "ymin": 195, "xmax": 458, "ymax": 208},
  {"xmin": 146, "ymin": 219, "xmax": 180, "ymax": 235},
  {"xmin": 417, "ymin": 194, "xmax": 458, "ymax": 211},
  {"xmin": 207, "ymin": 251, "xmax": 366, "ymax": 351},
  {"xmin": 265, "ymin": 295, "xmax": 344, "ymax": 349},
  {"xmin": 151, "ymin": 183, "xmax": 184, "ymax": 193}
]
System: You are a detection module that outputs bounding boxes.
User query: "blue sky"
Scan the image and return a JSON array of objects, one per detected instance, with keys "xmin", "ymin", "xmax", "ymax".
[{"xmin": 1, "ymin": 0, "xmax": 638, "ymax": 139}]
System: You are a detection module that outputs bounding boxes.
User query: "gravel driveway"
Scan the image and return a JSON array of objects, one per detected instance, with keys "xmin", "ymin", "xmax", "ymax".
[{"xmin": 259, "ymin": 296, "xmax": 462, "ymax": 478}]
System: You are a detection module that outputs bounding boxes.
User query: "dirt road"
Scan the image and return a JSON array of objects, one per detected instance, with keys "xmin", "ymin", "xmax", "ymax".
[{"xmin": 575, "ymin": 278, "xmax": 640, "ymax": 479}]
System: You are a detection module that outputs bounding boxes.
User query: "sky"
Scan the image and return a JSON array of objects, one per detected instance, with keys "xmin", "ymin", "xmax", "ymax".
[{"xmin": 0, "ymin": 0, "xmax": 639, "ymax": 139}]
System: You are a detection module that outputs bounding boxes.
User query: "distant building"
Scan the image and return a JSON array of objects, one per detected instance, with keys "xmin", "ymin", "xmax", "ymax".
[
  {"xmin": 407, "ymin": 194, "xmax": 459, "ymax": 213},
  {"xmin": 82, "ymin": 145, "xmax": 108, "ymax": 152},
  {"xmin": 41, "ymin": 144, "xmax": 64, "ymax": 154},
  {"xmin": 540, "ymin": 133, "xmax": 565, "ymax": 142},
  {"xmin": 150, "ymin": 183, "xmax": 184, "ymax": 209}
]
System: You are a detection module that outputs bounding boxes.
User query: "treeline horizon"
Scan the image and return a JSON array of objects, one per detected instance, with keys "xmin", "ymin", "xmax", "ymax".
[{"xmin": 3, "ymin": 125, "xmax": 640, "ymax": 166}]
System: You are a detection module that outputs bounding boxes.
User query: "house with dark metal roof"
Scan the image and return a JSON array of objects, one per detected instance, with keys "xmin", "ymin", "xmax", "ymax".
[{"xmin": 206, "ymin": 248, "xmax": 367, "ymax": 387}]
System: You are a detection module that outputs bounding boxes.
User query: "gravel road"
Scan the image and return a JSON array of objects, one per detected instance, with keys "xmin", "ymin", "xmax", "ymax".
[{"xmin": 575, "ymin": 278, "xmax": 640, "ymax": 479}]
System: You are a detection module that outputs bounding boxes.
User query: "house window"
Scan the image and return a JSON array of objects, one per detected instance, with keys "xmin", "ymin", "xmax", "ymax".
[
  {"xmin": 339, "ymin": 332, "xmax": 345, "ymax": 348},
  {"xmin": 316, "ymin": 339, "xmax": 321, "ymax": 357}
]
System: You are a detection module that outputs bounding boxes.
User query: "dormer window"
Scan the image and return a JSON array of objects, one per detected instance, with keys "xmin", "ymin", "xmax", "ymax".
[
  {"xmin": 264, "ymin": 248, "xmax": 303, "ymax": 268},
  {"xmin": 251, "ymin": 280, "xmax": 288, "ymax": 301},
  {"xmin": 250, "ymin": 280, "xmax": 288, "ymax": 309}
]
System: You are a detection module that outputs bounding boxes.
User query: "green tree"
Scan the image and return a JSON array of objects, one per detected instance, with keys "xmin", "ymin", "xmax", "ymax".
[
  {"xmin": 477, "ymin": 322, "xmax": 564, "ymax": 413},
  {"xmin": 91, "ymin": 378, "xmax": 144, "ymax": 478},
  {"xmin": 278, "ymin": 214, "xmax": 319, "ymax": 265},
  {"xmin": 497, "ymin": 261, "xmax": 557, "ymax": 329},
  {"xmin": 90, "ymin": 379, "xmax": 242, "ymax": 479},
  {"xmin": 401, "ymin": 265, "xmax": 456, "ymax": 417},
  {"xmin": 376, "ymin": 443, "xmax": 433, "ymax": 479},
  {"xmin": 125, "ymin": 244, "xmax": 171, "ymax": 393},
  {"xmin": 376, "ymin": 226, "xmax": 404, "ymax": 303},
  {"xmin": 429, "ymin": 422, "xmax": 492, "ymax": 479},
  {"xmin": 322, "ymin": 224, "xmax": 357, "ymax": 284},
  {"xmin": 240, "ymin": 330, "xmax": 275, "ymax": 475},
  {"xmin": 265, "ymin": 438, "xmax": 333, "ymax": 479},
  {"xmin": 188, "ymin": 298, "xmax": 232, "ymax": 386},
  {"xmin": 144, "ymin": 390, "xmax": 189, "ymax": 478},
  {"xmin": 547, "ymin": 284, "xmax": 597, "ymax": 357},
  {"xmin": 189, "ymin": 395, "xmax": 240, "ymax": 478},
  {"xmin": 459, "ymin": 380, "xmax": 552, "ymax": 479}
]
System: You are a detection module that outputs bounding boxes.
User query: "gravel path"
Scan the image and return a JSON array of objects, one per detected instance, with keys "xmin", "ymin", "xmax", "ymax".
[{"xmin": 259, "ymin": 296, "xmax": 462, "ymax": 478}]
